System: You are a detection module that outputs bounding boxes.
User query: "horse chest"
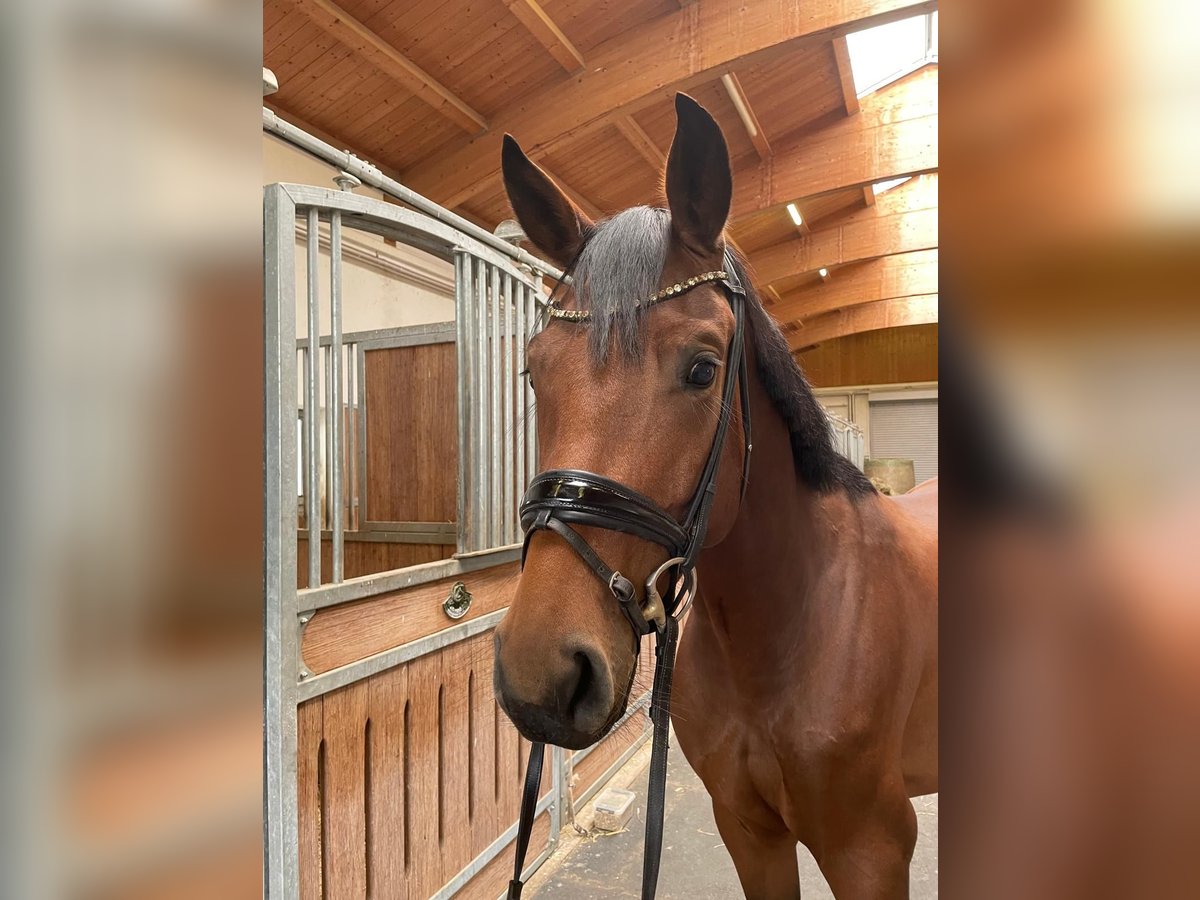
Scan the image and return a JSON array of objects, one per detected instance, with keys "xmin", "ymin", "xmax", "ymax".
[{"xmin": 674, "ymin": 661, "xmax": 802, "ymax": 831}]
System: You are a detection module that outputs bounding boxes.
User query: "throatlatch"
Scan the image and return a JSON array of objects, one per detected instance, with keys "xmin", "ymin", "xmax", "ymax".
[{"xmin": 506, "ymin": 250, "xmax": 751, "ymax": 900}]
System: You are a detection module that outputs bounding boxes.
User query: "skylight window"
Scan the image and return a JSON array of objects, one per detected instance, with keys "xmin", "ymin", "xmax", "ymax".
[
  {"xmin": 846, "ymin": 11, "xmax": 937, "ymax": 97},
  {"xmin": 872, "ymin": 176, "xmax": 911, "ymax": 195}
]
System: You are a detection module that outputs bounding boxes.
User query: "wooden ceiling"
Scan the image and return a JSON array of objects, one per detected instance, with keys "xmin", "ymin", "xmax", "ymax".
[{"xmin": 265, "ymin": 0, "xmax": 939, "ymax": 347}]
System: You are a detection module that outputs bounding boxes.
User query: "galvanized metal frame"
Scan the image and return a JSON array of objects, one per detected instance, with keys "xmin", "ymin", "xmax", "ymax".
[
  {"xmin": 280, "ymin": 184, "xmax": 540, "ymax": 594},
  {"xmin": 299, "ymin": 548, "xmax": 522, "ymax": 613},
  {"xmin": 304, "ymin": 208, "xmax": 321, "ymax": 589},
  {"xmin": 267, "ymin": 181, "xmax": 579, "ymax": 900},
  {"xmin": 263, "ymin": 107, "xmax": 563, "ymax": 282},
  {"xmin": 297, "ymin": 607, "xmax": 509, "ymax": 703},
  {"xmin": 265, "ymin": 183, "xmax": 301, "ymax": 900},
  {"xmin": 329, "ymin": 210, "xmax": 345, "ymax": 582},
  {"xmin": 311, "ymin": 523, "xmax": 458, "ymax": 544}
]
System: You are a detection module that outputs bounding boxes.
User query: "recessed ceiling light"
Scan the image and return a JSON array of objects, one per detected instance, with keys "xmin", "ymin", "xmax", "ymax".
[
  {"xmin": 786, "ymin": 203, "xmax": 803, "ymax": 227},
  {"xmin": 818, "ymin": 267, "xmax": 829, "ymax": 278}
]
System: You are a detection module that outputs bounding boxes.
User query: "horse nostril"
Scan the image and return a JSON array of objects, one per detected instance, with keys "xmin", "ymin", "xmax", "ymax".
[
  {"xmin": 568, "ymin": 650, "xmax": 595, "ymax": 715},
  {"xmin": 494, "ymin": 636, "xmax": 617, "ymax": 746},
  {"xmin": 563, "ymin": 644, "xmax": 615, "ymax": 734}
]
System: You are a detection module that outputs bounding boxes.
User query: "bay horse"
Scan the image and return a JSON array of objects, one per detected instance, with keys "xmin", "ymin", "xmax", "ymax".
[{"xmin": 493, "ymin": 94, "xmax": 938, "ymax": 899}]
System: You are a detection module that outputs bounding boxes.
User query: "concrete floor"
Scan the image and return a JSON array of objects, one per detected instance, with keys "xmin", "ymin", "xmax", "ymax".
[{"xmin": 525, "ymin": 731, "xmax": 938, "ymax": 898}]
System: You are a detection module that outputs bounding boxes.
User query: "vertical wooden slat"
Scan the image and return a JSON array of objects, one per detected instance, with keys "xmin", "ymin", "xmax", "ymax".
[
  {"xmin": 368, "ymin": 664, "xmax": 409, "ymax": 900},
  {"xmin": 323, "ymin": 680, "xmax": 369, "ymax": 899},
  {"xmin": 469, "ymin": 634, "xmax": 498, "ymax": 857},
  {"xmin": 405, "ymin": 653, "xmax": 443, "ymax": 898},
  {"xmin": 494, "ymin": 708, "xmax": 521, "ymax": 823},
  {"xmin": 439, "ymin": 641, "xmax": 474, "ymax": 880},
  {"xmin": 297, "ymin": 698, "xmax": 324, "ymax": 900}
]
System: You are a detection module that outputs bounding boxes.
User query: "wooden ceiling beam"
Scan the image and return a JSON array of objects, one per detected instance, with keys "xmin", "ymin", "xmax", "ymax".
[
  {"xmin": 769, "ymin": 248, "xmax": 938, "ymax": 325},
  {"xmin": 615, "ymin": 116, "xmax": 667, "ymax": 172},
  {"xmin": 786, "ymin": 295, "xmax": 938, "ymax": 347},
  {"xmin": 542, "ymin": 170, "xmax": 604, "ymax": 220},
  {"xmin": 754, "ymin": 174, "xmax": 937, "ymax": 283},
  {"xmin": 291, "ymin": 0, "xmax": 487, "ymax": 135},
  {"xmin": 721, "ymin": 72, "xmax": 771, "ymax": 160},
  {"xmin": 401, "ymin": 0, "xmax": 939, "ymax": 208},
  {"xmin": 502, "ymin": 0, "xmax": 585, "ymax": 73},
  {"xmin": 832, "ymin": 35, "xmax": 860, "ymax": 115},
  {"xmin": 862, "ymin": 185, "xmax": 876, "ymax": 206},
  {"xmin": 730, "ymin": 64, "xmax": 937, "ymax": 221}
]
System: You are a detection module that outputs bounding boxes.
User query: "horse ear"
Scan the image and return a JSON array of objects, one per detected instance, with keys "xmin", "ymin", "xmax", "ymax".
[
  {"xmin": 501, "ymin": 134, "xmax": 592, "ymax": 267},
  {"xmin": 665, "ymin": 93, "xmax": 732, "ymax": 255}
]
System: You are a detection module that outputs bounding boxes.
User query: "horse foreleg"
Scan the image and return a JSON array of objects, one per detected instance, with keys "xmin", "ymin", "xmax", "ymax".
[
  {"xmin": 712, "ymin": 801, "xmax": 801, "ymax": 899},
  {"xmin": 814, "ymin": 790, "xmax": 917, "ymax": 900}
]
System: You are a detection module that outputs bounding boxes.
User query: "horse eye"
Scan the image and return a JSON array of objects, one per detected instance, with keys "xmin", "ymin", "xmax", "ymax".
[{"xmin": 687, "ymin": 359, "xmax": 718, "ymax": 387}]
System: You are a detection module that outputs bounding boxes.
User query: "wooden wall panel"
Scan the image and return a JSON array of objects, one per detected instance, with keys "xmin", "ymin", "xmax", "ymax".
[
  {"xmin": 495, "ymin": 704, "xmax": 522, "ymax": 826},
  {"xmin": 295, "ymin": 625, "xmax": 560, "ymax": 899},
  {"xmin": 294, "ymin": 561, "xmax": 654, "ymax": 897},
  {"xmin": 439, "ymin": 640, "xmax": 474, "ymax": 883},
  {"xmin": 297, "ymin": 699, "xmax": 324, "ymax": 900},
  {"xmin": 795, "ymin": 323, "xmax": 938, "ymax": 388},
  {"xmin": 301, "ymin": 562, "xmax": 520, "ymax": 674},
  {"xmin": 323, "ymin": 681, "xmax": 369, "ymax": 900},
  {"xmin": 367, "ymin": 664, "xmax": 408, "ymax": 899},
  {"xmin": 364, "ymin": 343, "xmax": 458, "ymax": 525},
  {"xmin": 469, "ymin": 659, "xmax": 499, "ymax": 858},
  {"xmin": 405, "ymin": 652, "xmax": 444, "ymax": 899}
]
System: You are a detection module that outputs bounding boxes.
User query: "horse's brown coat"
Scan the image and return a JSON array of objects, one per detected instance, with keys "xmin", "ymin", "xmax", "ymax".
[{"xmin": 495, "ymin": 94, "xmax": 938, "ymax": 899}]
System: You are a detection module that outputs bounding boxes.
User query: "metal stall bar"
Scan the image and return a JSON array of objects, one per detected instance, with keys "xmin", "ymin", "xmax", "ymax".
[
  {"xmin": 514, "ymin": 275, "xmax": 527, "ymax": 519},
  {"xmin": 357, "ymin": 343, "xmax": 368, "ymax": 527},
  {"xmin": 346, "ymin": 340, "xmax": 357, "ymax": 530},
  {"xmin": 502, "ymin": 272, "xmax": 515, "ymax": 545},
  {"xmin": 454, "ymin": 252, "xmax": 470, "ymax": 555},
  {"xmin": 489, "ymin": 262, "xmax": 503, "ymax": 549},
  {"xmin": 264, "ymin": 184, "xmax": 301, "ymax": 900},
  {"xmin": 330, "ymin": 210, "xmax": 345, "ymax": 582},
  {"xmin": 305, "ymin": 208, "xmax": 321, "ymax": 589},
  {"xmin": 473, "ymin": 256, "xmax": 489, "ymax": 553},
  {"xmin": 525, "ymin": 281, "xmax": 538, "ymax": 479},
  {"xmin": 324, "ymin": 344, "xmax": 332, "ymax": 534}
]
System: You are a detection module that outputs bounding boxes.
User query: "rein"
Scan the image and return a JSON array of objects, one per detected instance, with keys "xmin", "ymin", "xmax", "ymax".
[{"xmin": 506, "ymin": 250, "xmax": 752, "ymax": 899}]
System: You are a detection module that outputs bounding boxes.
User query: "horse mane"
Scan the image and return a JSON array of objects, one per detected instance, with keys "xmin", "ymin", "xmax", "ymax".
[{"xmin": 566, "ymin": 205, "xmax": 876, "ymax": 499}]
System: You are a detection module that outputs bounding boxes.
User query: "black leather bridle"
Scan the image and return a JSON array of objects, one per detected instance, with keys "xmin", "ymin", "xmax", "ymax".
[{"xmin": 507, "ymin": 250, "xmax": 752, "ymax": 900}]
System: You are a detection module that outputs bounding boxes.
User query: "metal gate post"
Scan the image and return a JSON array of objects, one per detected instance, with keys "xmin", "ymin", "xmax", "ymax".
[
  {"xmin": 453, "ymin": 249, "xmax": 473, "ymax": 554},
  {"xmin": 551, "ymin": 745, "xmax": 565, "ymax": 850},
  {"xmin": 264, "ymin": 184, "xmax": 301, "ymax": 900}
]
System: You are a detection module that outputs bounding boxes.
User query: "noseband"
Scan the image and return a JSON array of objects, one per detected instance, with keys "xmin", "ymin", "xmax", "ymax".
[{"xmin": 507, "ymin": 250, "xmax": 753, "ymax": 900}]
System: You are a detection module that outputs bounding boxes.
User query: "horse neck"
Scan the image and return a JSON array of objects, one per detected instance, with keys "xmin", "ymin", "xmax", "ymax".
[{"xmin": 694, "ymin": 355, "xmax": 872, "ymax": 675}]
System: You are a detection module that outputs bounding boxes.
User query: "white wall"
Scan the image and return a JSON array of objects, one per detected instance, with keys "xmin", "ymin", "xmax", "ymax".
[
  {"xmin": 263, "ymin": 133, "xmax": 456, "ymax": 336},
  {"xmin": 814, "ymin": 382, "xmax": 938, "ymax": 464}
]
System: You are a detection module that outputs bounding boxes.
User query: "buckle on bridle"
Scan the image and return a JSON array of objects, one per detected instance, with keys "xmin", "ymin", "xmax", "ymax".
[{"xmin": 642, "ymin": 556, "xmax": 695, "ymax": 632}]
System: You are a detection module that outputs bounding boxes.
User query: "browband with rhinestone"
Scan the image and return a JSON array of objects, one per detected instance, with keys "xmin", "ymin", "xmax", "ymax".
[{"xmin": 546, "ymin": 270, "xmax": 728, "ymax": 322}]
